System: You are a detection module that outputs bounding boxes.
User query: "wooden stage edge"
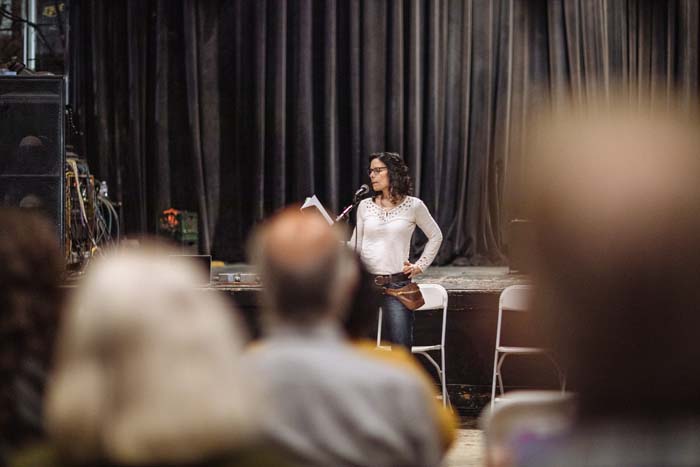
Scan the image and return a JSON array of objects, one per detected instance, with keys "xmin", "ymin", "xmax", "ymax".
[
  {"xmin": 213, "ymin": 265, "xmax": 529, "ymax": 293},
  {"xmin": 215, "ymin": 266, "xmax": 538, "ymax": 415}
]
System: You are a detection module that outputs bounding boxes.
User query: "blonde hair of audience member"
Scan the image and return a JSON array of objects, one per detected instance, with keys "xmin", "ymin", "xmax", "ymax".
[
  {"xmin": 524, "ymin": 96, "xmax": 700, "ymax": 419},
  {"xmin": 248, "ymin": 207, "xmax": 358, "ymax": 328},
  {"xmin": 45, "ymin": 243, "xmax": 260, "ymax": 465}
]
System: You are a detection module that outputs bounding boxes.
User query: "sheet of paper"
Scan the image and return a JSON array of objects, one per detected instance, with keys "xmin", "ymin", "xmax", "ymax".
[{"xmin": 301, "ymin": 194, "xmax": 334, "ymax": 225}]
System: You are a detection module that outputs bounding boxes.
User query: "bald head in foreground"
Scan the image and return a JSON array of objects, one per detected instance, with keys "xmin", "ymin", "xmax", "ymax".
[
  {"xmin": 244, "ymin": 207, "xmax": 444, "ymax": 467},
  {"xmin": 249, "ymin": 208, "xmax": 357, "ymax": 326},
  {"xmin": 520, "ymin": 98, "xmax": 700, "ymax": 466}
]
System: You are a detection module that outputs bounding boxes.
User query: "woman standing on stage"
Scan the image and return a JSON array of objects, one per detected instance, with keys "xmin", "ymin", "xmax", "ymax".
[{"xmin": 350, "ymin": 152, "xmax": 443, "ymax": 348}]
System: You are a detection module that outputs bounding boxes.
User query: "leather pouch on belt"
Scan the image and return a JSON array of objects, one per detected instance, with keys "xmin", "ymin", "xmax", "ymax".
[{"xmin": 384, "ymin": 283, "xmax": 425, "ymax": 311}]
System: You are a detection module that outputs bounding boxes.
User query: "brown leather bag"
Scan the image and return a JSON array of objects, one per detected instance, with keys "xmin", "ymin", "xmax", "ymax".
[{"xmin": 384, "ymin": 282, "xmax": 425, "ymax": 311}]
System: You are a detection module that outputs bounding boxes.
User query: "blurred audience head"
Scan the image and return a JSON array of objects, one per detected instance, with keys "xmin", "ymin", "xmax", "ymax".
[
  {"xmin": 525, "ymin": 96, "xmax": 700, "ymax": 419},
  {"xmin": 342, "ymin": 254, "xmax": 383, "ymax": 339},
  {"xmin": 248, "ymin": 207, "xmax": 358, "ymax": 328},
  {"xmin": 0, "ymin": 208, "xmax": 63, "ymax": 453},
  {"xmin": 45, "ymin": 242, "xmax": 259, "ymax": 465}
]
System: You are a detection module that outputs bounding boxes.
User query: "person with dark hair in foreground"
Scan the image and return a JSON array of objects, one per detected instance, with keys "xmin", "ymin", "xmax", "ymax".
[
  {"xmin": 244, "ymin": 207, "xmax": 444, "ymax": 467},
  {"xmin": 0, "ymin": 209, "xmax": 63, "ymax": 465},
  {"xmin": 350, "ymin": 152, "xmax": 442, "ymax": 348},
  {"xmin": 516, "ymin": 98, "xmax": 700, "ymax": 466}
]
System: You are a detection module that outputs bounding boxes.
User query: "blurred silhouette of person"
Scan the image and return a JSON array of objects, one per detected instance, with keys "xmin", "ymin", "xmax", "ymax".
[
  {"xmin": 517, "ymin": 97, "xmax": 700, "ymax": 466},
  {"xmin": 37, "ymin": 244, "xmax": 276, "ymax": 467},
  {"xmin": 0, "ymin": 209, "xmax": 63, "ymax": 465},
  {"xmin": 341, "ymin": 253, "xmax": 384, "ymax": 341},
  {"xmin": 244, "ymin": 207, "xmax": 444, "ymax": 467}
]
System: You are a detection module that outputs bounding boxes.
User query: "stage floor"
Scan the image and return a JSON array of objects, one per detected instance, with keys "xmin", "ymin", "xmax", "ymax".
[{"xmin": 213, "ymin": 264, "xmax": 530, "ymax": 292}]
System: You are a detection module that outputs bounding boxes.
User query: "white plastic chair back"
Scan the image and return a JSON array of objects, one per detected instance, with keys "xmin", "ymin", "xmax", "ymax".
[
  {"xmin": 417, "ymin": 283, "xmax": 448, "ymax": 311},
  {"xmin": 499, "ymin": 285, "xmax": 532, "ymax": 314}
]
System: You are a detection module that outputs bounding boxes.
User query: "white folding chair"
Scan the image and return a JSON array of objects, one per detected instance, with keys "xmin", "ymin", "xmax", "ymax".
[
  {"xmin": 377, "ymin": 283, "xmax": 450, "ymax": 407},
  {"xmin": 490, "ymin": 285, "xmax": 566, "ymax": 412},
  {"xmin": 480, "ymin": 390, "xmax": 575, "ymax": 466}
]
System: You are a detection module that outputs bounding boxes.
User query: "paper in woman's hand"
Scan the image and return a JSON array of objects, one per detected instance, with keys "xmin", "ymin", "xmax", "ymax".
[{"xmin": 301, "ymin": 195, "xmax": 334, "ymax": 225}]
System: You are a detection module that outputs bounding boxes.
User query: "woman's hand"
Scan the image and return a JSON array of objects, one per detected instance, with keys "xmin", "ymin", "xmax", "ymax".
[{"xmin": 403, "ymin": 261, "xmax": 422, "ymax": 279}]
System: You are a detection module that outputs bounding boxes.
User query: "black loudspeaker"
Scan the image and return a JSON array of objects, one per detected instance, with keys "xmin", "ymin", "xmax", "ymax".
[{"xmin": 0, "ymin": 76, "xmax": 65, "ymax": 251}]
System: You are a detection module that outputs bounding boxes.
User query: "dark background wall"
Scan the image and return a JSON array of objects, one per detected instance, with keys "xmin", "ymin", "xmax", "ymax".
[{"xmin": 67, "ymin": 0, "xmax": 700, "ymax": 264}]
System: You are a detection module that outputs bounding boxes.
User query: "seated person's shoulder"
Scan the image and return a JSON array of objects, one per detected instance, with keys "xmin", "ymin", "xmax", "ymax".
[
  {"xmin": 353, "ymin": 339, "xmax": 424, "ymax": 377},
  {"xmin": 352, "ymin": 339, "xmax": 458, "ymax": 450},
  {"xmin": 347, "ymin": 342, "xmax": 431, "ymax": 393}
]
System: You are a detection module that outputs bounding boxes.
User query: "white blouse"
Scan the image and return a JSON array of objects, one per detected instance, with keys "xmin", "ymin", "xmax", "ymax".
[{"xmin": 350, "ymin": 196, "xmax": 443, "ymax": 275}]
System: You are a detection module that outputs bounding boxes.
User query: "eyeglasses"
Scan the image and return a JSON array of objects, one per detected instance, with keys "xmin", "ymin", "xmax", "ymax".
[{"xmin": 367, "ymin": 167, "xmax": 388, "ymax": 176}]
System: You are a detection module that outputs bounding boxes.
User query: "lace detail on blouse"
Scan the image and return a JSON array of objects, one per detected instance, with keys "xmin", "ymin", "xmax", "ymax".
[
  {"xmin": 415, "ymin": 255, "xmax": 431, "ymax": 273},
  {"xmin": 363, "ymin": 196, "xmax": 415, "ymax": 222}
]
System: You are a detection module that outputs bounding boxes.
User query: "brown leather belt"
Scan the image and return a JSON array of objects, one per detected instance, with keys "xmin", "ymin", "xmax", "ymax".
[{"xmin": 374, "ymin": 272, "xmax": 409, "ymax": 286}]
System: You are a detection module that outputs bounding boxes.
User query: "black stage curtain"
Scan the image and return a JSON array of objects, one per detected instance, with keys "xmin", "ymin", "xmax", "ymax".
[{"xmin": 68, "ymin": 0, "xmax": 700, "ymax": 264}]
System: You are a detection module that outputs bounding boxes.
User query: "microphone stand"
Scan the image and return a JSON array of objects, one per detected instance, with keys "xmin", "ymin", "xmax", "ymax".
[{"xmin": 336, "ymin": 197, "xmax": 360, "ymax": 222}]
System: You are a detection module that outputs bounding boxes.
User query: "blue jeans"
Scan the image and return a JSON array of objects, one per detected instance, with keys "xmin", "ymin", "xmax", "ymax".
[{"xmin": 382, "ymin": 279, "xmax": 414, "ymax": 348}]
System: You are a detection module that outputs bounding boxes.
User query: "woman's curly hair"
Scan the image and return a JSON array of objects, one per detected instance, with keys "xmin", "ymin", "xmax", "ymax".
[{"xmin": 369, "ymin": 152, "xmax": 413, "ymax": 203}]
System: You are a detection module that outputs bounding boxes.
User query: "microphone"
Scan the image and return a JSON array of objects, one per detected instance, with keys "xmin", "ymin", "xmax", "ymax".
[
  {"xmin": 353, "ymin": 184, "xmax": 370, "ymax": 201},
  {"xmin": 337, "ymin": 184, "xmax": 371, "ymax": 222}
]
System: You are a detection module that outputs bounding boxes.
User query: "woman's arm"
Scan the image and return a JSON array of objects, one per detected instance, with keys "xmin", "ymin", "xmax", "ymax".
[{"xmin": 413, "ymin": 199, "xmax": 443, "ymax": 272}]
